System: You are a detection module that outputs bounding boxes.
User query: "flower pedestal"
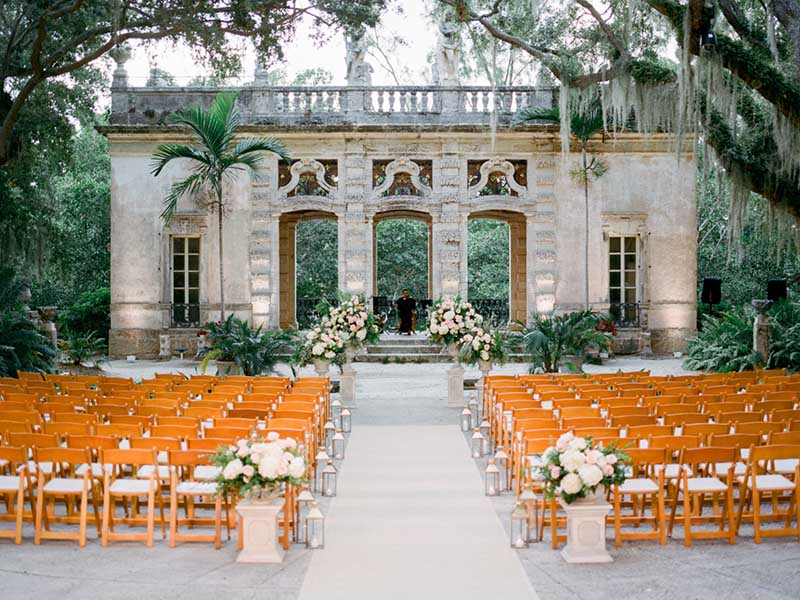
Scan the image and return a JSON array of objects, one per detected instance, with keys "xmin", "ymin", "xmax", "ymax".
[
  {"xmin": 313, "ymin": 359, "xmax": 331, "ymax": 377},
  {"xmin": 477, "ymin": 359, "xmax": 492, "ymax": 411},
  {"xmin": 558, "ymin": 494, "xmax": 613, "ymax": 564},
  {"xmin": 446, "ymin": 344, "xmax": 464, "ymax": 407},
  {"xmin": 236, "ymin": 498, "xmax": 286, "ymax": 563},
  {"xmin": 340, "ymin": 348, "xmax": 357, "ymax": 406}
]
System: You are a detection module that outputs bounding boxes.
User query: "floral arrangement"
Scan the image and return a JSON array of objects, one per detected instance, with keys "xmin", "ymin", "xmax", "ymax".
[
  {"xmin": 458, "ymin": 327, "xmax": 512, "ymax": 366},
  {"xmin": 596, "ymin": 316, "xmax": 617, "ymax": 337},
  {"xmin": 535, "ymin": 432, "xmax": 629, "ymax": 504},
  {"xmin": 294, "ymin": 295, "xmax": 380, "ymax": 366},
  {"xmin": 427, "ymin": 297, "xmax": 484, "ymax": 347},
  {"xmin": 212, "ymin": 433, "xmax": 308, "ymax": 499}
]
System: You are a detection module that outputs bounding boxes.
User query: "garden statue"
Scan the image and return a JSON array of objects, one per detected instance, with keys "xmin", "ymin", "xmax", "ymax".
[
  {"xmin": 432, "ymin": 21, "xmax": 460, "ymax": 86},
  {"xmin": 345, "ymin": 26, "xmax": 372, "ymax": 86}
]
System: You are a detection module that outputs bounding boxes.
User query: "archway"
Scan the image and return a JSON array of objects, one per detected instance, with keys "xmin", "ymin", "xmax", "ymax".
[
  {"xmin": 279, "ymin": 210, "xmax": 338, "ymax": 329},
  {"xmin": 372, "ymin": 210, "xmax": 432, "ymax": 330},
  {"xmin": 468, "ymin": 210, "xmax": 527, "ymax": 324}
]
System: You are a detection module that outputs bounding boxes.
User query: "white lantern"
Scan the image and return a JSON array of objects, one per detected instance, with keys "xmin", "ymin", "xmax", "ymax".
[
  {"xmin": 295, "ymin": 487, "xmax": 315, "ymax": 543},
  {"xmin": 323, "ymin": 420, "xmax": 335, "ymax": 454},
  {"xmin": 331, "ymin": 398, "xmax": 342, "ymax": 427},
  {"xmin": 314, "ymin": 449, "xmax": 330, "ymax": 493},
  {"xmin": 471, "ymin": 429, "xmax": 484, "ymax": 458},
  {"xmin": 519, "ymin": 485, "xmax": 539, "ymax": 543},
  {"xmin": 494, "ymin": 446, "xmax": 509, "ymax": 492},
  {"xmin": 460, "ymin": 406, "xmax": 472, "ymax": 432},
  {"xmin": 479, "ymin": 419, "xmax": 491, "ymax": 454},
  {"xmin": 468, "ymin": 395, "xmax": 480, "ymax": 427},
  {"xmin": 510, "ymin": 502, "xmax": 530, "ymax": 549},
  {"xmin": 305, "ymin": 501, "xmax": 325, "ymax": 549},
  {"xmin": 332, "ymin": 429, "xmax": 346, "ymax": 460},
  {"xmin": 322, "ymin": 460, "xmax": 338, "ymax": 497},
  {"xmin": 340, "ymin": 407, "xmax": 352, "ymax": 433},
  {"xmin": 485, "ymin": 459, "xmax": 500, "ymax": 496}
]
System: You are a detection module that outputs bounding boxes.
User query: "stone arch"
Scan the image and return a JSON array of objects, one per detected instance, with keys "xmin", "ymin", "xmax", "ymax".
[
  {"xmin": 467, "ymin": 158, "xmax": 528, "ymax": 197},
  {"xmin": 371, "ymin": 158, "xmax": 432, "ymax": 198},
  {"xmin": 279, "ymin": 209, "xmax": 338, "ymax": 329},
  {"xmin": 467, "ymin": 209, "xmax": 527, "ymax": 323},
  {"xmin": 278, "ymin": 159, "xmax": 338, "ymax": 198},
  {"xmin": 372, "ymin": 209, "xmax": 433, "ymax": 305}
]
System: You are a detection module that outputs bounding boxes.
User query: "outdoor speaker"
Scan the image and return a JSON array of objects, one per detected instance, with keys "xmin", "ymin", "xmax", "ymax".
[
  {"xmin": 701, "ymin": 277, "xmax": 722, "ymax": 305},
  {"xmin": 767, "ymin": 279, "xmax": 787, "ymax": 302}
]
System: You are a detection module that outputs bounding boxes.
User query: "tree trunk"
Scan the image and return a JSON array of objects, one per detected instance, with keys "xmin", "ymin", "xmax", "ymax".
[
  {"xmin": 582, "ymin": 145, "xmax": 590, "ymax": 310},
  {"xmin": 217, "ymin": 195, "xmax": 225, "ymax": 321}
]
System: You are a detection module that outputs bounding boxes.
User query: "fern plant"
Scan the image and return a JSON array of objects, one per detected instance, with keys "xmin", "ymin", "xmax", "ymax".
[
  {"xmin": 684, "ymin": 306, "xmax": 762, "ymax": 372},
  {"xmin": 523, "ymin": 311, "xmax": 611, "ymax": 373}
]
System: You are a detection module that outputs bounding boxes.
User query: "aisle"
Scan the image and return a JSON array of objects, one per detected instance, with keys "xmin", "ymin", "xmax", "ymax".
[{"xmin": 297, "ymin": 425, "xmax": 539, "ymax": 600}]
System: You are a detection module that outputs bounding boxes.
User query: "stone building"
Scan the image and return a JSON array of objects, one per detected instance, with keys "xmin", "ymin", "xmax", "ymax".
[{"xmin": 103, "ymin": 57, "xmax": 696, "ymax": 358}]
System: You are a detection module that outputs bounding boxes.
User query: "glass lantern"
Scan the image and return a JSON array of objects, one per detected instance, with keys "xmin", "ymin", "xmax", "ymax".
[
  {"xmin": 314, "ymin": 449, "xmax": 330, "ymax": 493},
  {"xmin": 467, "ymin": 395, "xmax": 480, "ymax": 428},
  {"xmin": 479, "ymin": 419, "xmax": 491, "ymax": 454},
  {"xmin": 321, "ymin": 460, "xmax": 338, "ymax": 497},
  {"xmin": 323, "ymin": 420, "xmax": 335, "ymax": 454},
  {"xmin": 295, "ymin": 487, "xmax": 315, "ymax": 543},
  {"xmin": 305, "ymin": 502, "xmax": 325, "ymax": 549},
  {"xmin": 332, "ymin": 429, "xmax": 346, "ymax": 460},
  {"xmin": 471, "ymin": 429, "xmax": 484, "ymax": 458},
  {"xmin": 460, "ymin": 406, "xmax": 472, "ymax": 432},
  {"xmin": 340, "ymin": 407, "xmax": 352, "ymax": 433},
  {"xmin": 331, "ymin": 398, "xmax": 342, "ymax": 427},
  {"xmin": 494, "ymin": 446, "xmax": 509, "ymax": 492},
  {"xmin": 510, "ymin": 502, "xmax": 530, "ymax": 549},
  {"xmin": 485, "ymin": 458, "xmax": 500, "ymax": 496},
  {"xmin": 519, "ymin": 485, "xmax": 539, "ymax": 543}
]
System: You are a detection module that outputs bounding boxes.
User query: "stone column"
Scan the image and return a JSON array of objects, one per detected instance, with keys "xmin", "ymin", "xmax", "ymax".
[
  {"xmin": 250, "ymin": 160, "xmax": 280, "ymax": 329},
  {"xmin": 339, "ymin": 148, "xmax": 371, "ymax": 299},
  {"xmin": 528, "ymin": 156, "xmax": 558, "ymax": 316},
  {"xmin": 752, "ymin": 300, "xmax": 772, "ymax": 363}
]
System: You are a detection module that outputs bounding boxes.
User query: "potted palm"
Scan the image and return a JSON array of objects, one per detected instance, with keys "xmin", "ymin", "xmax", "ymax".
[
  {"xmin": 199, "ymin": 315, "xmax": 295, "ymax": 376},
  {"xmin": 523, "ymin": 311, "xmax": 611, "ymax": 373}
]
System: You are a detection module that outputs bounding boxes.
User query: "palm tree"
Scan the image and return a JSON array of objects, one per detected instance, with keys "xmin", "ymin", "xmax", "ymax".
[
  {"xmin": 516, "ymin": 102, "xmax": 607, "ymax": 310},
  {"xmin": 151, "ymin": 92, "xmax": 289, "ymax": 320}
]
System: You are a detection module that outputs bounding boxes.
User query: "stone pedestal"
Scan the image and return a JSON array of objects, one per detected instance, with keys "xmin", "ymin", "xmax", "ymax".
[
  {"xmin": 236, "ymin": 499, "xmax": 286, "ymax": 563},
  {"xmin": 559, "ymin": 498, "xmax": 613, "ymax": 563},
  {"xmin": 340, "ymin": 362, "xmax": 356, "ymax": 406},
  {"xmin": 753, "ymin": 314, "xmax": 770, "ymax": 363},
  {"xmin": 159, "ymin": 334, "xmax": 171, "ymax": 359},
  {"xmin": 447, "ymin": 364, "xmax": 465, "ymax": 407}
]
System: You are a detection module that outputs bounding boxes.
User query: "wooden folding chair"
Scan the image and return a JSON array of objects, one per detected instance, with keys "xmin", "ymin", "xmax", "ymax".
[
  {"xmin": 612, "ymin": 447, "xmax": 667, "ymax": 547},
  {"xmin": 0, "ymin": 446, "xmax": 33, "ymax": 544},
  {"xmin": 100, "ymin": 448, "xmax": 166, "ymax": 547},
  {"xmin": 203, "ymin": 426, "xmax": 251, "ymax": 441},
  {"xmin": 33, "ymin": 447, "xmax": 101, "ymax": 546},
  {"xmin": 168, "ymin": 450, "xmax": 229, "ymax": 549},
  {"xmin": 735, "ymin": 444, "xmax": 800, "ymax": 543},
  {"xmin": 668, "ymin": 446, "xmax": 737, "ymax": 546}
]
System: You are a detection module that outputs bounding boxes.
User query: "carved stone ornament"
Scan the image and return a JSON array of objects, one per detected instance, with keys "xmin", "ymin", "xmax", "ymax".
[
  {"xmin": 279, "ymin": 159, "xmax": 337, "ymax": 197},
  {"xmin": 166, "ymin": 213, "xmax": 208, "ymax": 235},
  {"xmin": 468, "ymin": 159, "xmax": 528, "ymax": 197},
  {"xmin": 371, "ymin": 158, "xmax": 432, "ymax": 198}
]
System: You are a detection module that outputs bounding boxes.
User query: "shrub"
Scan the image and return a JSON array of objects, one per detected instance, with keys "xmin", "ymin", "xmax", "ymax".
[
  {"xmin": 58, "ymin": 329, "xmax": 107, "ymax": 367},
  {"xmin": 523, "ymin": 311, "xmax": 611, "ymax": 373},
  {"xmin": 60, "ymin": 287, "xmax": 110, "ymax": 341}
]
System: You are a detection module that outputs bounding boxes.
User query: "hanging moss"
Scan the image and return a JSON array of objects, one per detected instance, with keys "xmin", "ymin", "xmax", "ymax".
[{"xmin": 629, "ymin": 59, "xmax": 677, "ymax": 85}]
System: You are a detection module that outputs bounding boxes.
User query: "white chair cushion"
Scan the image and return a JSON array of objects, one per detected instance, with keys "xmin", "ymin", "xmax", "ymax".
[
  {"xmin": 17, "ymin": 461, "xmax": 52, "ymax": 475},
  {"xmin": 743, "ymin": 474, "xmax": 795, "ymax": 491},
  {"xmin": 109, "ymin": 479, "xmax": 152, "ymax": 494},
  {"xmin": 618, "ymin": 478, "xmax": 659, "ymax": 494},
  {"xmin": 136, "ymin": 465, "xmax": 170, "ymax": 479},
  {"xmin": 0, "ymin": 475, "xmax": 24, "ymax": 491},
  {"xmin": 43, "ymin": 477, "xmax": 85, "ymax": 493},
  {"xmin": 774, "ymin": 459, "xmax": 799, "ymax": 474},
  {"xmin": 194, "ymin": 465, "xmax": 222, "ymax": 481},
  {"xmin": 712, "ymin": 462, "xmax": 747, "ymax": 476},
  {"xmin": 685, "ymin": 477, "xmax": 727, "ymax": 493},
  {"xmin": 76, "ymin": 462, "xmax": 110, "ymax": 477},
  {"xmin": 654, "ymin": 463, "xmax": 690, "ymax": 478},
  {"xmin": 176, "ymin": 481, "xmax": 217, "ymax": 495}
]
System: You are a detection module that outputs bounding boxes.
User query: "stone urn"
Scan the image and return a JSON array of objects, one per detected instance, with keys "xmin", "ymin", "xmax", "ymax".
[
  {"xmin": 558, "ymin": 485, "xmax": 612, "ymax": 563},
  {"xmin": 37, "ymin": 306, "xmax": 58, "ymax": 348},
  {"xmin": 313, "ymin": 358, "xmax": 331, "ymax": 377},
  {"xmin": 236, "ymin": 493, "xmax": 286, "ymax": 563}
]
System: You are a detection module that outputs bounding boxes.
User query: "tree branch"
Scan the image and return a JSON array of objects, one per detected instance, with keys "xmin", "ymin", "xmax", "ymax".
[{"xmin": 575, "ymin": 0, "xmax": 629, "ymax": 58}]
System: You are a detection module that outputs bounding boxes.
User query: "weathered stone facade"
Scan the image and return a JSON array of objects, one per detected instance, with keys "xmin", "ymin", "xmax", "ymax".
[{"xmin": 104, "ymin": 82, "xmax": 696, "ymax": 358}]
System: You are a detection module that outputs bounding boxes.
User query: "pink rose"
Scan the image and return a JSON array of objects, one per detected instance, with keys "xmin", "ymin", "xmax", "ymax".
[
  {"xmin": 605, "ymin": 453, "xmax": 618, "ymax": 465},
  {"xmin": 586, "ymin": 450, "xmax": 603, "ymax": 465},
  {"xmin": 604, "ymin": 465, "xmax": 613, "ymax": 476},
  {"xmin": 242, "ymin": 465, "xmax": 255, "ymax": 478},
  {"xmin": 550, "ymin": 466, "xmax": 561, "ymax": 478}
]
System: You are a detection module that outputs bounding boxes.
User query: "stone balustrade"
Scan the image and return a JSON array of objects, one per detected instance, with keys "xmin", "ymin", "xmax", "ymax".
[{"xmin": 110, "ymin": 84, "xmax": 557, "ymax": 127}]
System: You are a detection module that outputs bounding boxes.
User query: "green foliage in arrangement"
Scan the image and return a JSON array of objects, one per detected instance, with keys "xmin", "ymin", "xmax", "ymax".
[
  {"xmin": 199, "ymin": 315, "xmax": 296, "ymax": 376},
  {"xmin": 685, "ymin": 301, "xmax": 800, "ymax": 373},
  {"xmin": 523, "ymin": 311, "xmax": 611, "ymax": 373},
  {"xmin": 0, "ymin": 269, "xmax": 56, "ymax": 377},
  {"xmin": 58, "ymin": 330, "xmax": 107, "ymax": 367}
]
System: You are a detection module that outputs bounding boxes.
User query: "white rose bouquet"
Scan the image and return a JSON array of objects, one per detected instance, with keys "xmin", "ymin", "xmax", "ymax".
[
  {"xmin": 427, "ymin": 297, "xmax": 484, "ymax": 347},
  {"xmin": 535, "ymin": 432, "xmax": 629, "ymax": 504},
  {"xmin": 333, "ymin": 295, "xmax": 381, "ymax": 350},
  {"xmin": 458, "ymin": 327, "xmax": 512, "ymax": 366},
  {"xmin": 212, "ymin": 433, "xmax": 308, "ymax": 499}
]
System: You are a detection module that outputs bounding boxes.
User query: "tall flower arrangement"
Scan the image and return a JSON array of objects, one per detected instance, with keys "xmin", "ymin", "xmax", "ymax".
[
  {"xmin": 212, "ymin": 433, "xmax": 308, "ymax": 499},
  {"xmin": 458, "ymin": 327, "xmax": 512, "ymax": 365},
  {"xmin": 536, "ymin": 432, "xmax": 629, "ymax": 504},
  {"xmin": 427, "ymin": 297, "xmax": 484, "ymax": 347}
]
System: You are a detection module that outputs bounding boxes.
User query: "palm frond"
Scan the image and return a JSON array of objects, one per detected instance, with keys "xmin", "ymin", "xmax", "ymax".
[
  {"xmin": 170, "ymin": 101, "xmax": 231, "ymax": 157},
  {"xmin": 514, "ymin": 106, "xmax": 560, "ymax": 126},
  {"xmin": 150, "ymin": 144, "xmax": 210, "ymax": 177},
  {"xmin": 161, "ymin": 171, "xmax": 207, "ymax": 221},
  {"xmin": 231, "ymin": 137, "xmax": 290, "ymax": 163}
]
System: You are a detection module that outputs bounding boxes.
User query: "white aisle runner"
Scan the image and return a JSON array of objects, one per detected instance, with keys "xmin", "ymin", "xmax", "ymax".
[{"xmin": 298, "ymin": 425, "xmax": 539, "ymax": 600}]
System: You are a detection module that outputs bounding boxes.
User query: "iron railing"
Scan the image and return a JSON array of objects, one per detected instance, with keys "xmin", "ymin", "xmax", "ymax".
[
  {"xmin": 371, "ymin": 296, "xmax": 433, "ymax": 332},
  {"xmin": 296, "ymin": 297, "xmax": 339, "ymax": 329},
  {"xmin": 171, "ymin": 303, "xmax": 201, "ymax": 328},
  {"xmin": 609, "ymin": 303, "xmax": 641, "ymax": 327},
  {"xmin": 472, "ymin": 299, "xmax": 510, "ymax": 327}
]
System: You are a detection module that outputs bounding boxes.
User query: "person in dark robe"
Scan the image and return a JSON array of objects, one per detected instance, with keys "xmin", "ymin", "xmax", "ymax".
[{"xmin": 395, "ymin": 289, "xmax": 417, "ymax": 335}]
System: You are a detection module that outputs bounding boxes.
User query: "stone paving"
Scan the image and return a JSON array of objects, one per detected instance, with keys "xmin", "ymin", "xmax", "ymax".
[{"xmin": 1, "ymin": 358, "xmax": 799, "ymax": 599}]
